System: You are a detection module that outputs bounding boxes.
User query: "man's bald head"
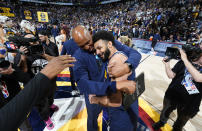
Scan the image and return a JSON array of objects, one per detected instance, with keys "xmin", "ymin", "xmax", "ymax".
[
  {"xmin": 72, "ymin": 25, "xmax": 93, "ymax": 52},
  {"xmin": 24, "ymin": 34, "xmax": 35, "ymax": 39}
]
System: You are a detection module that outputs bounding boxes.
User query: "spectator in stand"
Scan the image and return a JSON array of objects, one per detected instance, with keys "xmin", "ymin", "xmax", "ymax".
[
  {"xmin": 55, "ymin": 26, "xmax": 70, "ymax": 53},
  {"xmin": 51, "ymin": 25, "xmax": 60, "ymax": 44},
  {"xmin": 167, "ymin": 34, "xmax": 175, "ymax": 42},
  {"xmin": 175, "ymin": 34, "xmax": 182, "ymax": 43},
  {"xmin": 151, "ymin": 31, "xmax": 161, "ymax": 53}
]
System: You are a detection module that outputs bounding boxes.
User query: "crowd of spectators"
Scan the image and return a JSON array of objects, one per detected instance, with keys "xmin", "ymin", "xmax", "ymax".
[
  {"xmin": 0, "ymin": 0, "xmax": 201, "ymax": 44},
  {"xmin": 131, "ymin": 0, "xmax": 202, "ymax": 43}
]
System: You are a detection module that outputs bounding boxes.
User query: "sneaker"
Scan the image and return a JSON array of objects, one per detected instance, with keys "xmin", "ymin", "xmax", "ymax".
[
  {"xmin": 149, "ymin": 51, "xmax": 157, "ymax": 55},
  {"xmin": 153, "ymin": 51, "xmax": 157, "ymax": 55},
  {"xmin": 50, "ymin": 104, "xmax": 59, "ymax": 112},
  {"xmin": 152, "ymin": 121, "xmax": 165, "ymax": 130},
  {"xmin": 44, "ymin": 117, "xmax": 54, "ymax": 130}
]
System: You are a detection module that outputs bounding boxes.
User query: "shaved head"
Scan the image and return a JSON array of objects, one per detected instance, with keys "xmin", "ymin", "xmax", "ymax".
[
  {"xmin": 24, "ymin": 34, "xmax": 35, "ymax": 38},
  {"xmin": 72, "ymin": 25, "xmax": 93, "ymax": 52}
]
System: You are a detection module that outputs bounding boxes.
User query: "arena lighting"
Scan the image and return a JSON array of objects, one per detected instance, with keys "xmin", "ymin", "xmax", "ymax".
[
  {"xmin": 19, "ymin": 0, "xmax": 121, "ymax": 5},
  {"xmin": 101, "ymin": 0, "xmax": 121, "ymax": 4},
  {"xmin": 19, "ymin": 0, "xmax": 47, "ymax": 4}
]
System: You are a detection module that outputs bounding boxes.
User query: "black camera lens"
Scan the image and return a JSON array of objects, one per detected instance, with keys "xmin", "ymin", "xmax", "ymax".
[
  {"xmin": 165, "ymin": 47, "xmax": 180, "ymax": 60},
  {"xmin": 0, "ymin": 59, "xmax": 10, "ymax": 69}
]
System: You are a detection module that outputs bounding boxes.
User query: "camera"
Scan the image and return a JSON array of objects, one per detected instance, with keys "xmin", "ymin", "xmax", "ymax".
[
  {"xmin": 0, "ymin": 58, "xmax": 10, "ymax": 69},
  {"xmin": 5, "ymin": 35, "xmax": 43, "ymax": 55},
  {"xmin": 28, "ymin": 44, "xmax": 44, "ymax": 55},
  {"xmin": 165, "ymin": 47, "xmax": 180, "ymax": 61},
  {"xmin": 165, "ymin": 43, "xmax": 202, "ymax": 62}
]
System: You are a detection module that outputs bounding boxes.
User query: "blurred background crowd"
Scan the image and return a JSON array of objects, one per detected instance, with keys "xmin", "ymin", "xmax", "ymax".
[{"xmin": 0, "ymin": 0, "xmax": 201, "ymax": 44}]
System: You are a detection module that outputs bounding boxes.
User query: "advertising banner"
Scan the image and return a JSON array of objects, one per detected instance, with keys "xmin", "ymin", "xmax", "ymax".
[
  {"xmin": 0, "ymin": 6, "xmax": 15, "ymax": 17},
  {"xmin": 37, "ymin": 11, "xmax": 49, "ymax": 22},
  {"xmin": 22, "ymin": 9, "xmax": 33, "ymax": 20}
]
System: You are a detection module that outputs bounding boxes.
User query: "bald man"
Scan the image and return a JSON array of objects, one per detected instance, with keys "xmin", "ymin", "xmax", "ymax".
[{"xmin": 72, "ymin": 25, "xmax": 141, "ymax": 131}]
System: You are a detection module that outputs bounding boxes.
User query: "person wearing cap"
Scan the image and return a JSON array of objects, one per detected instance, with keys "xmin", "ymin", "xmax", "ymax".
[
  {"xmin": 33, "ymin": 30, "xmax": 59, "ymax": 130},
  {"xmin": 39, "ymin": 30, "xmax": 59, "ymax": 57},
  {"xmin": 20, "ymin": 33, "xmax": 58, "ymax": 130}
]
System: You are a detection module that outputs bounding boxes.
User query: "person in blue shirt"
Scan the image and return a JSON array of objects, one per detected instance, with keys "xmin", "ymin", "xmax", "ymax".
[
  {"xmin": 51, "ymin": 25, "xmax": 59, "ymax": 44},
  {"xmin": 89, "ymin": 30, "xmax": 139, "ymax": 131},
  {"xmin": 151, "ymin": 31, "xmax": 161, "ymax": 53},
  {"xmin": 72, "ymin": 25, "xmax": 141, "ymax": 131},
  {"xmin": 61, "ymin": 39, "xmax": 79, "ymax": 56},
  {"xmin": 61, "ymin": 39, "xmax": 79, "ymax": 90}
]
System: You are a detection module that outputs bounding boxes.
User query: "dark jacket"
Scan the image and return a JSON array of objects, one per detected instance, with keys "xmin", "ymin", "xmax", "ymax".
[{"xmin": 0, "ymin": 73, "xmax": 51, "ymax": 131}]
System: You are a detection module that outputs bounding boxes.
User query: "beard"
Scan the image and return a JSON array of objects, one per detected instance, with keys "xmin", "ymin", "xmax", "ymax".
[{"xmin": 101, "ymin": 48, "xmax": 110, "ymax": 62}]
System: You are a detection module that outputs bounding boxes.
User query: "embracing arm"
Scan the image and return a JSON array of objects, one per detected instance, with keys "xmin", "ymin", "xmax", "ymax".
[
  {"xmin": 73, "ymin": 53, "xmax": 136, "ymax": 95},
  {"xmin": 108, "ymin": 40, "xmax": 141, "ymax": 78},
  {"xmin": 162, "ymin": 57, "xmax": 176, "ymax": 79},
  {"xmin": 73, "ymin": 58, "xmax": 117, "ymax": 95},
  {"xmin": 89, "ymin": 91, "xmax": 122, "ymax": 107},
  {"xmin": 114, "ymin": 40, "xmax": 141, "ymax": 70}
]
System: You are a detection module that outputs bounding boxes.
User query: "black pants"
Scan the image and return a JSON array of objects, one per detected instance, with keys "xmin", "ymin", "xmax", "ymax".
[
  {"xmin": 19, "ymin": 119, "xmax": 33, "ymax": 131},
  {"xmin": 151, "ymin": 39, "xmax": 157, "ymax": 50},
  {"xmin": 36, "ymin": 95, "xmax": 54, "ymax": 121},
  {"xmin": 36, "ymin": 80, "xmax": 56, "ymax": 121},
  {"xmin": 159, "ymin": 97, "xmax": 196, "ymax": 131},
  {"xmin": 69, "ymin": 67, "xmax": 76, "ymax": 90}
]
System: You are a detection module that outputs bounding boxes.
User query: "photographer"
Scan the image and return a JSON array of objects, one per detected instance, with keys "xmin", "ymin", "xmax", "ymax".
[
  {"xmin": 152, "ymin": 47, "xmax": 202, "ymax": 131},
  {"xmin": 21, "ymin": 33, "xmax": 59, "ymax": 130},
  {"xmin": 0, "ymin": 20, "xmax": 34, "ymax": 130},
  {"xmin": 0, "ymin": 46, "xmax": 33, "ymax": 131}
]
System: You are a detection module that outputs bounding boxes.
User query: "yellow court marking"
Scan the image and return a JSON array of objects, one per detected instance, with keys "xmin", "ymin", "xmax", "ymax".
[
  {"xmin": 60, "ymin": 70, "xmax": 70, "ymax": 75},
  {"xmin": 59, "ymin": 68, "xmax": 70, "ymax": 74},
  {"xmin": 56, "ymin": 82, "xmax": 72, "ymax": 87},
  {"xmin": 139, "ymin": 98, "xmax": 172, "ymax": 131},
  {"xmin": 58, "ymin": 108, "xmax": 102, "ymax": 131}
]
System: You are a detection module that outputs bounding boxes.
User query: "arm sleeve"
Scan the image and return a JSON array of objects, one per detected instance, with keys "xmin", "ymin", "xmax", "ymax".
[
  {"xmin": 172, "ymin": 60, "xmax": 183, "ymax": 73},
  {"xmin": 60, "ymin": 41, "xmax": 71, "ymax": 55},
  {"xmin": 12, "ymin": 67, "xmax": 31, "ymax": 84},
  {"xmin": 114, "ymin": 40, "xmax": 142, "ymax": 70},
  {"xmin": 0, "ymin": 73, "xmax": 52, "ymax": 131},
  {"xmin": 60, "ymin": 44, "xmax": 67, "ymax": 55},
  {"xmin": 73, "ymin": 54, "xmax": 116, "ymax": 95},
  {"xmin": 54, "ymin": 44, "xmax": 59, "ymax": 56}
]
